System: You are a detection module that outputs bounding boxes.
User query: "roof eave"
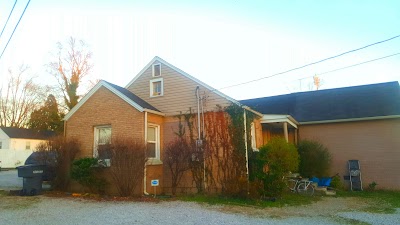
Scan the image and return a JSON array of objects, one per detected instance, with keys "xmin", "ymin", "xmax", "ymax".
[
  {"xmin": 64, "ymin": 81, "xmax": 146, "ymax": 121},
  {"xmin": 300, "ymin": 115, "xmax": 400, "ymax": 125}
]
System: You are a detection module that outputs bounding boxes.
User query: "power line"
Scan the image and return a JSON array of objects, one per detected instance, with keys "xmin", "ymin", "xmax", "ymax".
[
  {"xmin": 289, "ymin": 52, "xmax": 400, "ymax": 82},
  {"xmin": 0, "ymin": 0, "xmax": 18, "ymax": 40},
  {"xmin": 318, "ymin": 52, "xmax": 400, "ymax": 76},
  {"xmin": 214, "ymin": 34, "xmax": 400, "ymax": 91},
  {"xmin": 0, "ymin": 0, "xmax": 31, "ymax": 61},
  {"xmin": 204, "ymin": 51, "xmax": 400, "ymax": 102}
]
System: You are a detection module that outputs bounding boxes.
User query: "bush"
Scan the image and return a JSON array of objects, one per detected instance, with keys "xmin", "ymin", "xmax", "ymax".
[
  {"xmin": 108, "ymin": 138, "xmax": 147, "ymax": 197},
  {"xmin": 297, "ymin": 140, "xmax": 331, "ymax": 178},
  {"xmin": 34, "ymin": 136, "xmax": 80, "ymax": 190},
  {"xmin": 70, "ymin": 157, "xmax": 107, "ymax": 194},
  {"xmin": 256, "ymin": 138, "xmax": 299, "ymax": 197},
  {"xmin": 164, "ymin": 138, "xmax": 191, "ymax": 195},
  {"xmin": 330, "ymin": 175, "xmax": 344, "ymax": 190}
]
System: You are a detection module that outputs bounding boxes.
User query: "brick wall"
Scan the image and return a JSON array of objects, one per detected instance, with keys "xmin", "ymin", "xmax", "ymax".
[
  {"xmin": 299, "ymin": 118, "xmax": 400, "ymax": 190},
  {"xmin": 66, "ymin": 86, "xmax": 146, "ymax": 195}
]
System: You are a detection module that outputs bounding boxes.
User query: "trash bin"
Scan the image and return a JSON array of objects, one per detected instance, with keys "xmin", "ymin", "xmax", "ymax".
[{"xmin": 17, "ymin": 165, "xmax": 45, "ymax": 196}]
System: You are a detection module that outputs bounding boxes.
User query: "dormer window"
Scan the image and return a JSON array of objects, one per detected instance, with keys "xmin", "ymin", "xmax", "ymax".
[
  {"xmin": 152, "ymin": 64, "xmax": 161, "ymax": 77},
  {"xmin": 150, "ymin": 78, "xmax": 163, "ymax": 97}
]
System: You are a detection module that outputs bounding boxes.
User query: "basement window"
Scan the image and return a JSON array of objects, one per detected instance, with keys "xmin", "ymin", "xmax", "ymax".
[{"xmin": 26, "ymin": 141, "xmax": 31, "ymax": 150}]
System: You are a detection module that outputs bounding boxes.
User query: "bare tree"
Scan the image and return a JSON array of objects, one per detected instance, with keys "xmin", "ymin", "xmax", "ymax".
[
  {"xmin": 48, "ymin": 37, "xmax": 93, "ymax": 110},
  {"xmin": 0, "ymin": 65, "xmax": 46, "ymax": 127}
]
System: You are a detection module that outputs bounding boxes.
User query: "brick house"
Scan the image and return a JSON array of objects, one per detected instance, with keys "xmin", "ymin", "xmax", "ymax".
[
  {"xmin": 64, "ymin": 56, "xmax": 262, "ymax": 195},
  {"xmin": 64, "ymin": 56, "xmax": 400, "ymax": 193}
]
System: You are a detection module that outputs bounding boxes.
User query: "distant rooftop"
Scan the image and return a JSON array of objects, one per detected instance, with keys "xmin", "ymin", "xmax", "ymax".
[
  {"xmin": 0, "ymin": 127, "xmax": 55, "ymax": 139},
  {"xmin": 240, "ymin": 81, "xmax": 400, "ymax": 122}
]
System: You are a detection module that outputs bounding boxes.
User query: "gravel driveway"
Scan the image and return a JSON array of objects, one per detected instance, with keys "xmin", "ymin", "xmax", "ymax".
[
  {"xmin": 0, "ymin": 196, "xmax": 399, "ymax": 225},
  {"xmin": 0, "ymin": 169, "xmax": 22, "ymax": 190}
]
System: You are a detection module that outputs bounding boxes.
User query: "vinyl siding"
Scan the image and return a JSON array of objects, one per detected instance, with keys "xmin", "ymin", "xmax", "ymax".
[
  {"xmin": 299, "ymin": 118, "xmax": 400, "ymax": 190},
  {"xmin": 127, "ymin": 60, "xmax": 231, "ymax": 116}
]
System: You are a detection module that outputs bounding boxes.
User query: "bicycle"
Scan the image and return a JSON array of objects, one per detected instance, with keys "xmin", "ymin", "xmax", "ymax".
[{"xmin": 286, "ymin": 176, "xmax": 315, "ymax": 196}]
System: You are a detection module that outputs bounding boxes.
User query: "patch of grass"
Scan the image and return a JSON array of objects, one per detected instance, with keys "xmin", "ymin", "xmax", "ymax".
[
  {"xmin": 178, "ymin": 192, "xmax": 321, "ymax": 208},
  {"xmin": 336, "ymin": 190, "xmax": 400, "ymax": 214},
  {"xmin": 0, "ymin": 190, "xmax": 9, "ymax": 196}
]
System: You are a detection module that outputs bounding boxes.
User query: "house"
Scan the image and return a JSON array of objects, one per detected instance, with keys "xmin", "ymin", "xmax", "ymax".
[
  {"xmin": 64, "ymin": 56, "xmax": 260, "ymax": 195},
  {"xmin": 64, "ymin": 55, "xmax": 400, "ymax": 193},
  {"xmin": 0, "ymin": 127, "xmax": 55, "ymax": 168},
  {"xmin": 241, "ymin": 82, "xmax": 400, "ymax": 189}
]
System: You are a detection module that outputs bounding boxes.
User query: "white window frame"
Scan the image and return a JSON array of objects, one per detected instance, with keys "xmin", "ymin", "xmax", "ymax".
[
  {"xmin": 147, "ymin": 124, "xmax": 160, "ymax": 160},
  {"xmin": 250, "ymin": 122, "xmax": 258, "ymax": 151},
  {"xmin": 26, "ymin": 141, "xmax": 31, "ymax": 150},
  {"xmin": 150, "ymin": 78, "xmax": 164, "ymax": 97},
  {"xmin": 152, "ymin": 63, "xmax": 161, "ymax": 77},
  {"xmin": 93, "ymin": 125, "xmax": 112, "ymax": 158}
]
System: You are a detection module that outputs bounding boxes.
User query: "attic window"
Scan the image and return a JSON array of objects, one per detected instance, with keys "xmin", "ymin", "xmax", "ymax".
[
  {"xmin": 152, "ymin": 64, "xmax": 161, "ymax": 77},
  {"xmin": 150, "ymin": 78, "xmax": 163, "ymax": 97}
]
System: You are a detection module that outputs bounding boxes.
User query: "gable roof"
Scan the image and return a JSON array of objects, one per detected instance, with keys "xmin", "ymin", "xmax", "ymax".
[
  {"xmin": 0, "ymin": 127, "xmax": 55, "ymax": 140},
  {"xmin": 64, "ymin": 80, "xmax": 162, "ymax": 121},
  {"xmin": 240, "ymin": 81, "xmax": 400, "ymax": 123},
  {"xmin": 125, "ymin": 56, "xmax": 241, "ymax": 106}
]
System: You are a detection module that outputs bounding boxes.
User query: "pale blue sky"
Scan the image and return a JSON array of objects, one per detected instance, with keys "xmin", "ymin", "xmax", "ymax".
[{"xmin": 0, "ymin": 0, "xmax": 399, "ymax": 100}]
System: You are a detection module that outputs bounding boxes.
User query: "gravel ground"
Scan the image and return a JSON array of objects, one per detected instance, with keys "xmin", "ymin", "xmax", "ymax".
[
  {"xmin": 0, "ymin": 196, "xmax": 399, "ymax": 225},
  {"xmin": 0, "ymin": 169, "xmax": 22, "ymax": 190}
]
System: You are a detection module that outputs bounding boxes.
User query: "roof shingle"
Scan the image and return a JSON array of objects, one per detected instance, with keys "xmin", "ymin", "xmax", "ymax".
[
  {"xmin": 240, "ymin": 82, "xmax": 400, "ymax": 122},
  {"xmin": 0, "ymin": 127, "xmax": 55, "ymax": 139}
]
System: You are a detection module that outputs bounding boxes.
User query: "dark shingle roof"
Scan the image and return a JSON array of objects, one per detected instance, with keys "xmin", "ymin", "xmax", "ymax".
[
  {"xmin": 240, "ymin": 82, "xmax": 400, "ymax": 123},
  {"xmin": 104, "ymin": 81, "xmax": 160, "ymax": 112},
  {"xmin": 0, "ymin": 127, "xmax": 55, "ymax": 139}
]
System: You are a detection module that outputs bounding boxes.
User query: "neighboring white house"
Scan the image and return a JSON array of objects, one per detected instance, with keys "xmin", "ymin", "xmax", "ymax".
[{"xmin": 0, "ymin": 127, "xmax": 54, "ymax": 168}]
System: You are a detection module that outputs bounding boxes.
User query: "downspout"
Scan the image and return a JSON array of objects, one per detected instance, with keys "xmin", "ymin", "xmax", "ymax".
[
  {"xmin": 201, "ymin": 95, "xmax": 206, "ymax": 190},
  {"xmin": 196, "ymin": 86, "xmax": 206, "ymax": 190},
  {"xmin": 144, "ymin": 111, "xmax": 149, "ymax": 195},
  {"xmin": 196, "ymin": 86, "xmax": 201, "ymax": 139},
  {"xmin": 243, "ymin": 109, "xmax": 249, "ymax": 192}
]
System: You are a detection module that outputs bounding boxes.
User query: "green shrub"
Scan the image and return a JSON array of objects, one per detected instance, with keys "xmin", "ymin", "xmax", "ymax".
[
  {"xmin": 256, "ymin": 138, "xmax": 299, "ymax": 197},
  {"xmin": 70, "ymin": 157, "xmax": 107, "ymax": 194},
  {"xmin": 330, "ymin": 175, "xmax": 344, "ymax": 190},
  {"xmin": 367, "ymin": 181, "xmax": 378, "ymax": 191},
  {"xmin": 297, "ymin": 140, "xmax": 331, "ymax": 178}
]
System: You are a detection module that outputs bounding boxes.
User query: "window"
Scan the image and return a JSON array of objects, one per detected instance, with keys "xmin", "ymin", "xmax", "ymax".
[
  {"xmin": 152, "ymin": 63, "xmax": 161, "ymax": 77},
  {"xmin": 0, "ymin": 141, "xmax": 2, "ymax": 149},
  {"xmin": 250, "ymin": 123, "xmax": 258, "ymax": 151},
  {"xmin": 94, "ymin": 126, "xmax": 112, "ymax": 158},
  {"xmin": 150, "ymin": 78, "xmax": 163, "ymax": 97},
  {"xmin": 26, "ymin": 141, "xmax": 31, "ymax": 150},
  {"xmin": 147, "ymin": 124, "xmax": 160, "ymax": 159}
]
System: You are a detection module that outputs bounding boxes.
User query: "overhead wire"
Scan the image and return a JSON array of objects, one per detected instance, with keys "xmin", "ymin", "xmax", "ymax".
[
  {"xmin": 0, "ymin": 0, "xmax": 31, "ymax": 61},
  {"xmin": 208, "ymin": 34, "xmax": 400, "ymax": 92},
  {"xmin": 203, "ymin": 51, "xmax": 400, "ymax": 102},
  {"xmin": 287, "ymin": 52, "xmax": 400, "ymax": 82},
  {"xmin": 0, "ymin": 0, "xmax": 18, "ymax": 40}
]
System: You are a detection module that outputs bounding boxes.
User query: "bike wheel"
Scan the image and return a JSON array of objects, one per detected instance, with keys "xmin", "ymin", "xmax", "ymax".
[
  {"xmin": 297, "ymin": 183, "xmax": 314, "ymax": 196},
  {"xmin": 286, "ymin": 179, "xmax": 298, "ymax": 193}
]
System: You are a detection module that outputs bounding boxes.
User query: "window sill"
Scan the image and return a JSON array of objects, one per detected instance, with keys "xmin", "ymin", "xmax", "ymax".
[
  {"xmin": 147, "ymin": 158, "xmax": 163, "ymax": 165},
  {"xmin": 150, "ymin": 94, "xmax": 163, "ymax": 98}
]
